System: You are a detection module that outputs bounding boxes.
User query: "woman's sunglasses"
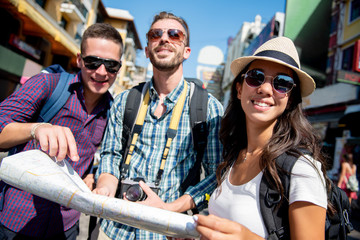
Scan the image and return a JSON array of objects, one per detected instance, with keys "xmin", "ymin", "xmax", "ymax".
[
  {"xmin": 146, "ymin": 29, "xmax": 186, "ymax": 44},
  {"xmin": 81, "ymin": 55, "xmax": 122, "ymax": 74},
  {"xmin": 243, "ymin": 69, "xmax": 296, "ymax": 94}
]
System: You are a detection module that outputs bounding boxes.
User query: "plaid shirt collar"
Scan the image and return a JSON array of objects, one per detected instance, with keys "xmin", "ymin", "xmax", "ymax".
[{"xmin": 149, "ymin": 76, "xmax": 185, "ymax": 104}]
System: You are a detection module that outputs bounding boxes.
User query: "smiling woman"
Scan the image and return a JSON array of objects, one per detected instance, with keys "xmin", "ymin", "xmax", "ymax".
[{"xmin": 190, "ymin": 36, "xmax": 333, "ymax": 240}]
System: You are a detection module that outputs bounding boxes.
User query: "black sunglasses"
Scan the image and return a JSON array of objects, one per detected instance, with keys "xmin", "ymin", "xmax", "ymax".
[
  {"xmin": 81, "ymin": 55, "xmax": 121, "ymax": 74},
  {"xmin": 243, "ymin": 69, "xmax": 296, "ymax": 94},
  {"xmin": 146, "ymin": 29, "xmax": 186, "ymax": 44}
]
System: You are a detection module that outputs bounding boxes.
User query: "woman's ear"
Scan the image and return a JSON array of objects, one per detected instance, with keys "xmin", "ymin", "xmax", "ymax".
[{"xmin": 236, "ymin": 82, "xmax": 242, "ymax": 100}]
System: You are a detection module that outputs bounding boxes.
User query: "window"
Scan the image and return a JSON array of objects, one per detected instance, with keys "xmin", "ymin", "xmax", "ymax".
[
  {"xmin": 59, "ymin": 17, "xmax": 68, "ymax": 30},
  {"xmin": 74, "ymin": 33, "xmax": 82, "ymax": 45},
  {"xmin": 350, "ymin": 0, "xmax": 360, "ymax": 22},
  {"xmin": 35, "ymin": 0, "xmax": 46, "ymax": 8},
  {"xmin": 342, "ymin": 45, "xmax": 354, "ymax": 70},
  {"xmin": 330, "ymin": 12, "xmax": 338, "ymax": 34},
  {"xmin": 326, "ymin": 55, "xmax": 334, "ymax": 74}
]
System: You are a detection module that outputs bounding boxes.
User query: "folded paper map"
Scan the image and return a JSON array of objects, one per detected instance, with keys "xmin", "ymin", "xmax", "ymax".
[{"xmin": 0, "ymin": 150, "xmax": 199, "ymax": 238}]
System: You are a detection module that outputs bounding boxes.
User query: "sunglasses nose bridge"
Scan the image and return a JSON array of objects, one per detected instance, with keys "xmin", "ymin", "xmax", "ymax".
[
  {"xmin": 95, "ymin": 61, "xmax": 108, "ymax": 73},
  {"xmin": 250, "ymin": 75, "xmax": 274, "ymax": 95},
  {"xmin": 159, "ymin": 30, "xmax": 171, "ymax": 42},
  {"xmin": 263, "ymin": 75, "xmax": 275, "ymax": 84}
]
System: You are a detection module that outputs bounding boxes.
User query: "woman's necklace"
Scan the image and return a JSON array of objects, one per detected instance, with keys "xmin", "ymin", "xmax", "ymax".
[
  {"xmin": 242, "ymin": 148, "xmax": 262, "ymax": 163},
  {"xmin": 243, "ymin": 151, "xmax": 247, "ymax": 162}
]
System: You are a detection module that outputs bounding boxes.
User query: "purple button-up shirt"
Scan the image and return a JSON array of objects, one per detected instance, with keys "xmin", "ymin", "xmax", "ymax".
[{"xmin": 0, "ymin": 72, "xmax": 112, "ymax": 237}]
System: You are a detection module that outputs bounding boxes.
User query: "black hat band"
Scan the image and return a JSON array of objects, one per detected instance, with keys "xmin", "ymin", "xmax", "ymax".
[{"xmin": 255, "ymin": 50, "xmax": 299, "ymax": 69}]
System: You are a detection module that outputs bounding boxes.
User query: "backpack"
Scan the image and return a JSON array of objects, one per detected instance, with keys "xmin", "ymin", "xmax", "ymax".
[
  {"xmin": 1, "ymin": 64, "xmax": 75, "ymax": 210},
  {"xmin": 119, "ymin": 79, "xmax": 208, "ymax": 200},
  {"xmin": 7, "ymin": 64, "xmax": 74, "ymax": 156},
  {"xmin": 346, "ymin": 174, "xmax": 359, "ymax": 192},
  {"xmin": 260, "ymin": 152, "xmax": 353, "ymax": 240}
]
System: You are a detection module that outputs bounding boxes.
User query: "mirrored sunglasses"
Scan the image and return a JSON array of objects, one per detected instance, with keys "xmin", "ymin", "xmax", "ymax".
[
  {"xmin": 243, "ymin": 69, "xmax": 296, "ymax": 94},
  {"xmin": 81, "ymin": 55, "xmax": 121, "ymax": 74},
  {"xmin": 146, "ymin": 28, "xmax": 186, "ymax": 44}
]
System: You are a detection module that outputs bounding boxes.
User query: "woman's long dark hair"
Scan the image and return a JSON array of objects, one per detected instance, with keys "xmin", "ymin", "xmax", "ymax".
[{"xmin": 216, "ymin": 63, "xmax": 334, "ymax": 212}]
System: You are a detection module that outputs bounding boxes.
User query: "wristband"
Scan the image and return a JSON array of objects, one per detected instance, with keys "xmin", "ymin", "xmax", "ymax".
[{"xmin": 31, "ymin": 123, "xmax": 52, "ymax": 139}]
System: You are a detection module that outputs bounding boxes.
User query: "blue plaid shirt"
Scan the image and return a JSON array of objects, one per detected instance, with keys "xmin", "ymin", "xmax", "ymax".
[
  {"xmin": 0, "ymin": 72, "xmax": 112, "ymax": 237},
  {"xmin": 96, "ymin": 78, "xmax": 223, "ymax": 239}
]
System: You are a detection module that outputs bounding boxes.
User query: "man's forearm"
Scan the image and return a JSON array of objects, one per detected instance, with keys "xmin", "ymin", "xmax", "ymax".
[
  {"xmin": 0, "ymin": 122, "xmax": 36, "ymax": 148},
  {"xmin": 165, "ymin": 194, "xmax": 196, "ymax": 213}
]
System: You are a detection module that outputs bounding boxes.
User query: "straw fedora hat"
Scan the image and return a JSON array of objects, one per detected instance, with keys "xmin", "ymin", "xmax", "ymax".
[{"xmin": 230, "ymin": 36, "xmax": 315, "ymax": 97}]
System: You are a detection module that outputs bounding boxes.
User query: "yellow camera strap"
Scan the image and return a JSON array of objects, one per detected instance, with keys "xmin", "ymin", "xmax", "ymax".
[
  {"xmin": 123, "ymin": 81, "xmax": 188, "ymax": 186},
  {"xmin": 155, "ymin": 81, "xmax": 188, "ymax": 185}
]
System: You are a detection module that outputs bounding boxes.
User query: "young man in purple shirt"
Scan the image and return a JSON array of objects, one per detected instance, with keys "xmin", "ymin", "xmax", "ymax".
[{"xmin": 0, "ymin": 23, "xmax": 123, "ymax": 239}]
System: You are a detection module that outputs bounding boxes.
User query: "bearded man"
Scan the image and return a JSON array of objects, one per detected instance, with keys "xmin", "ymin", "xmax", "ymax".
[{"xmin": 93, "ymin": 11, "xmax": 223, "ymax": 240}]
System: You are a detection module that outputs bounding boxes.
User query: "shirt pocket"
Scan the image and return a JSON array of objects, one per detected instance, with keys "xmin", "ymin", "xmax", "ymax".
[{"xmin": 91, "ymin": 118, "xmax": 107, "ymax": 145}]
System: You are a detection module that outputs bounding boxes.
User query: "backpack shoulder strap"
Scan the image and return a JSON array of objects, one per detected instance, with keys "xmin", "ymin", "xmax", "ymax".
[
  {"xmin": 38, "ymin": 72, "xmax": 74, "ymax": 122},
  {"xmin": 180, "ymin": 80, "xmax": 208, "ymax": 195},
  {"xmin": 259, "ymin": 153, "xmax": 298, "ymax": 240},
  {"xmin": 120, "ymin": 82, "xmax": 148, "ymax": 163},
  {"xmin": 188, "ymin": 80, "xmax": 208, "ymax": 128},
  {"xmin": 326, "ymin": 177, "xmax": 353, "ymax": 239}
]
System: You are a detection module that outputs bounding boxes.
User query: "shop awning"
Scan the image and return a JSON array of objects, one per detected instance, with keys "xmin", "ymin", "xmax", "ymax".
[{"xmin": 339, "ymin": 104, "xmax": 360, "ymax": 136}]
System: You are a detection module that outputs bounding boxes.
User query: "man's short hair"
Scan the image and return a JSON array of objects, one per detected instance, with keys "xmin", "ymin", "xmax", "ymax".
[
  {"xmin": 150, "ymin": 11, "xmax": 190, "ymax": 47},
  {"xmin": 81, "ymin": 23, "xmax": 123, "ymax": 55}
]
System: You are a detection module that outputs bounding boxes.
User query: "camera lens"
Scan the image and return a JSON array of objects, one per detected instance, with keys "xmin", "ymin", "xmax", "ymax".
[{"xmin": 126, "ymin": 185, "xmax": 145, "ymax": 201}]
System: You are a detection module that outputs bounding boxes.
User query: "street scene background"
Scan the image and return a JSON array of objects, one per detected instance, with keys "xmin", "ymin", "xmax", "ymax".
[{"xmin": 0, "ymin": 0, "xmax": 360, "ymax": 239}]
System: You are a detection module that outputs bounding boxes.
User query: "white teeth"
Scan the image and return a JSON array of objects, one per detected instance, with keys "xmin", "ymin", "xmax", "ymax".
[
  {"xmin": 93, "ymin": 79, "xmax": 106, "ymax": 83},
  {"xmin": 254, "ymin": 101, "xmax": 270, "ymax": 107}
]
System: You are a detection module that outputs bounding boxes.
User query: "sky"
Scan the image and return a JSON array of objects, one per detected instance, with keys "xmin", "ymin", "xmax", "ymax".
[{"xmin": 102, "ymin": 0, "xmax": 286, "ymax": 78}]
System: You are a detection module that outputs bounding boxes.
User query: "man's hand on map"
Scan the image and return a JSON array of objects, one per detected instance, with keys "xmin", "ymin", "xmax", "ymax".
[
  {"xmin": 32, "ymin": 123, "xmax": 79, "ymax": 162},
  {"xmin": 83, "ymin": 173, "xmax": 95, "ymax": 190},
  {"xmin": 93, "ymin": 173, "xmax": 118, "ymax": 197}
]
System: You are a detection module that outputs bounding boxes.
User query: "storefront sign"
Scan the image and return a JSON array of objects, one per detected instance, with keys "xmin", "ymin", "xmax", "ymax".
[
  {"xmin": 354, "ymin": 40, "xmax": 360, "ymax": 72},
  {"xmin": 8, "ymin": 34, "xmax": 41, "ymax": 60},
  {"xmin": 337, "ymin": 70, "xmax": 360, "ymax": 86}
]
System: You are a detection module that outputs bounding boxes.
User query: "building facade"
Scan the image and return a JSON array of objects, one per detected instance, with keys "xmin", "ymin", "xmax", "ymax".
[
  {"xmin": 0, "ymin": 0, "xmax": 89, "ymax": 102},
  {"xmin": 284, "ymin": 0, "xmax": 360, "ymax": 178},
  {"xmin": 103, "ymin": 7, "xmax": 143, "ymax": 96},
  {"xmin": 0, "ymin": 0, "xmax": 144, "ymax": 102}
]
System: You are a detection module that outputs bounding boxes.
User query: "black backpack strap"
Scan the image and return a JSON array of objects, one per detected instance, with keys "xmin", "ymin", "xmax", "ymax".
[
  {"xmin": 326, "ymin": 180, "xmax": 353, "ymax": 239},
  {"xmin": 120, "ymin": 82, "xmax": 148, "ymax": 179},
  {"xmin": 260, "ymin": 153, "xmax": 298, "ymax": 240},
  {"xmin": 0, "ymin": 182, "xmax": 9, "ymax": 211},
  {"xmin": 180, "ymin": 80, "xmax": 208, "ymax": 196}
]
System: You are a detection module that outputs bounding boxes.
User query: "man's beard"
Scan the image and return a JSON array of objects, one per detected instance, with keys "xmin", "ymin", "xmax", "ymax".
[{"xmin": 148, "ymin": 44, "xmax": 184, "ymax": 71}]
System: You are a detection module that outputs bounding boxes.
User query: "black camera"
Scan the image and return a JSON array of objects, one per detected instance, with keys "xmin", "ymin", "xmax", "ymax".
[{"xmin": 119, "ymin": 177, "xmax": 159, "ymax": 202}]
